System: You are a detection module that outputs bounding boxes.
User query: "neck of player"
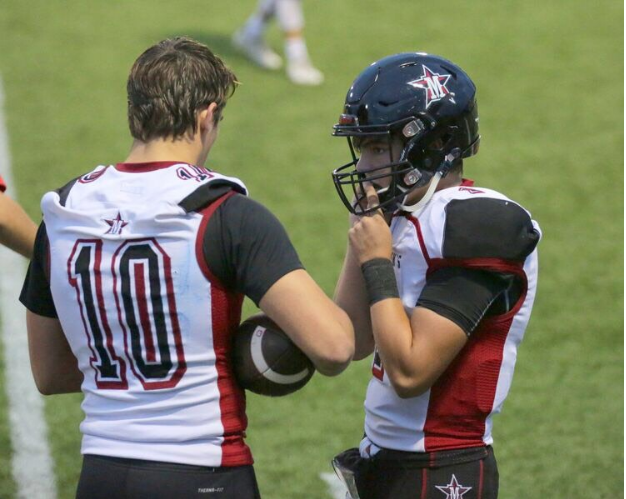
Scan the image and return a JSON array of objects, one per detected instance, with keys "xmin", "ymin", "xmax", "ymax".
[
  {"xmin": 124, "ymin": 104, "xmax": 219, "ymax": 167},
  {"xmin": 124, "ymin": 135, "xmax": 209, "ymax": 167}
]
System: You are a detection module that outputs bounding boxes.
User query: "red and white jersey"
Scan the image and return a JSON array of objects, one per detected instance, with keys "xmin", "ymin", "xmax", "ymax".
[
  {"xmin": 41, "ymin": 162, "xmax": 252, "ymax": 467},
  {"xmin": 364, "ymin": 183, "xmax": 541, "ymax": 453}
]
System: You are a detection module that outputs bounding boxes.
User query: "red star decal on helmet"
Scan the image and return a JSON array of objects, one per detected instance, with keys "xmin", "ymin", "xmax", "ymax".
[
  {"xmin": 408, "ymin": 65, "xmax": 452, "ymax": 108},
  {"xmin": 435, "ymin": 474, "xmax": 472, "ymax": 499},
  {"xmin": 104, "ymin": 212, "xmax": 129, "ymax": 235}
]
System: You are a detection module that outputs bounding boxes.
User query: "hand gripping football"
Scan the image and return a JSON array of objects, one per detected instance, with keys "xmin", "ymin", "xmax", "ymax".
[{"xmin": 232, "ymin": 314, "xmax": 315, "ymax": 396}]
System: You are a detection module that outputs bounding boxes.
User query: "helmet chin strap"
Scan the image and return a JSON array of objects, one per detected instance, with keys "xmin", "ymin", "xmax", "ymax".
[
  {"xmin": 399, "ymin": 148, "xmax": 461, "ymax": 215},
  {"xmin": 398, "ymin": 171, "xmax": 443, "ymax": 215}
]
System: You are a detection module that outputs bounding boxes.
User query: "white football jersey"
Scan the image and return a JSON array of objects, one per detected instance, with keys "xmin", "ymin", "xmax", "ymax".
[
  {"xmin": 41, "ymin": 162, "xmax": 252, "ymax": 467},
  {"xmin": 364, "ymin": 183, "xmax": 541, "ymax": 453}
]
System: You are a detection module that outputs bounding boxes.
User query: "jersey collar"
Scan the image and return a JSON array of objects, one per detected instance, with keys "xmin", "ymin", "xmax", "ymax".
[{"xmin": 115, "ymin": 161, "xmax": 193, "ymax": 173}]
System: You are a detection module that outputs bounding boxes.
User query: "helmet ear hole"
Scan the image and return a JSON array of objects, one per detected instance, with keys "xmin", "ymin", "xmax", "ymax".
[{"xmin": 427, "ymin": 137, "xmax": 445, "ymax": 151}]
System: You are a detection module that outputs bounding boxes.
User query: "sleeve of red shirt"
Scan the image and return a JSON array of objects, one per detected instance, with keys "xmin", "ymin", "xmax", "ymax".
[{"xmin": 0, "ymin": 175, "xmax": 6, "ymax": 192}]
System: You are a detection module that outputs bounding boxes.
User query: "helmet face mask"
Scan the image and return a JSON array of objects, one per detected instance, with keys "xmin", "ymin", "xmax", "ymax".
[
  {"xmin": 333, "ymin": 132, "xmax": 430, "ymax": 215},
  {"xmin": 331, "ymin": 53, "xmax": 480, "ymax": 216}
]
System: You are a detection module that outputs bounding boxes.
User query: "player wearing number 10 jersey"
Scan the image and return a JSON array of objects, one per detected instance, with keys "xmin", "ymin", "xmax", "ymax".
[{"xmin": 19, "ymin": 37, "xmax": 353, "ymax": 499}]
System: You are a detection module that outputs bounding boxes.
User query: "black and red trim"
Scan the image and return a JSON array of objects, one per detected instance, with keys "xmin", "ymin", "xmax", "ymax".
[
  {"xmin": 422, "ymin": 256, "xmax": 528, "ymax": 451},
  {"xmin": 405, "ymin": 216, "xmax": 432, "ymax": 266},
  {"xmin": 78, "ymin": 167, "xmax": 109, "ymax": 184},
  {"xmin": 402, "ymin": 211, "xmax": 531, "ymax": 452},
  {"xmin": 372, "ymin": 349, "xmax": 385, "ymax": 381},
  {"xmin": 195, "ymin": 191, "xmax": 251, "ymax": 466}
]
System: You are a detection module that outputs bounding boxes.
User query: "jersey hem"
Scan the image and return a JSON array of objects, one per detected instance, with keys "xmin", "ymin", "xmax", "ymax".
[{"xmin": 81, "ymin": 435, "xmax": 253, "ymax": 467}]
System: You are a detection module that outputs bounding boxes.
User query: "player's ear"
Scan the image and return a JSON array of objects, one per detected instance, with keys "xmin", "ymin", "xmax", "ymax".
[{"xmin": 198, "ymin": 103, "xmax": 219, "ymax": 132}]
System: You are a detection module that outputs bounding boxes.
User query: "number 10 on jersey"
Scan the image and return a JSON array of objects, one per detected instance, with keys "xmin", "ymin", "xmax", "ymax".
[{"xmin": 68, "ymin": 238, "xmax": 187, "ymax": 390}]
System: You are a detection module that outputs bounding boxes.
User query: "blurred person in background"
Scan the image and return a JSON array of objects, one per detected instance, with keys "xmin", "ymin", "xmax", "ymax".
[
  {"xmin": 330, "ymin": 53, "xmax": 541, "ymax": 499},
  {"xmin": 0, "ymin": 175, "xmax": 36, "ymax": 258},
  {"xmin": 232, "ymin": 0, "xmax": 324, "ymax": 85},
  {"xmin": 20, "ymin": 36, "xmax": 353, "ymax": 499}
]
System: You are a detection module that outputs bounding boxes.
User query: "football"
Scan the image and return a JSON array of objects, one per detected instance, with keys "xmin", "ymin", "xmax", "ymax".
[{"xmin": 232, "ymin": 314, "xmax": 315, "ymax": 396}]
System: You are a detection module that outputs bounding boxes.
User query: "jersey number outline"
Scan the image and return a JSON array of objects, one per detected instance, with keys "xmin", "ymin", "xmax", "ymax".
[
  {"xmin": 68, "ymin": 238, "xmax": 187, "ymax": 390},
  {"xmin": 372, "ymin": 348, "xmax": 385, "ymax": 381}
]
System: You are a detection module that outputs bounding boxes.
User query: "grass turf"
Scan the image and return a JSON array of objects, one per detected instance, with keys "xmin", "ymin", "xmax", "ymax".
[{"xmin": 0, "ymin": 0, "xmax": 622, "ymax": 497}]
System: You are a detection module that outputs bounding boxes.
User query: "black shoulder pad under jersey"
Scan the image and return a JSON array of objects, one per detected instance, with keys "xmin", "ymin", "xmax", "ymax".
[
  {"xmin": 179, "ymin": 180, "xmax": 246, "ymax": 213},
  {"xmin": 56, "ymin": 177, "xmax": 79, "ymax": 207},
  {"xmin": 443, "ymin": 198, "xmax": 539, "ymax": 261}
]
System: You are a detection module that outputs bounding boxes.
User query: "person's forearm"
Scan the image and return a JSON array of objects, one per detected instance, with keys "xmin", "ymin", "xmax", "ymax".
[
  {"xmin": 370, "ymin": 303, "xmax": 468, "ymax": 399},
  {"xmin": 369, "ymin": 298, "xmax": 417, "ymax": 393},
  {"xmin": 259, "ymin": 269, "xmax": 354, "ymax": 376},
  {"xmin": 0, "ymin": 194, "xmax": 37, "ymax": 258},
  {"xmin": 334, "ymin": 245, "xmax": 375, "ymax": 360},
  {"xmin": 36, "ymin": 366, "xmax": 83, "ymax": 395},
  {"xmin": 27, "ymin": 311, "xmax": 84, "ymax": 395}
]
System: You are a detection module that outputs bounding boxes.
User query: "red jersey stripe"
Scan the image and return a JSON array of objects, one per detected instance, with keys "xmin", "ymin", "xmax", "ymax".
[
  {"xmin": 422, "ymin": 258, "xmax": 528, "ymax": 451},
  {"xmin": 195, "ymin": 192, "xmax": 252, "ymax": 466}
]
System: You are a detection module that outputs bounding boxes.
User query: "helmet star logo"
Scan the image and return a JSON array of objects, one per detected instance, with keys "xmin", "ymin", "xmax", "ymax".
[
  {"xmin": 435, "ymin": 474, "xmax": 472, "ymax": 499},
  {"xmin": 408, "ymin": 65, "xmax": 452, "ymax": 108},
  {"xmin": 104, "ymin": 212, "xmax": 129, "ymax": 235}
]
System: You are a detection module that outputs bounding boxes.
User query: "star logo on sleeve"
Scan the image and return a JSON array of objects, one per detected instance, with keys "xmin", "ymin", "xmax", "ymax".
[
  {"xmin": 104, "ymin": 212, "xmax": 129, "ymax": 235},
  {"xmin": 408, "ymin": 65, "xmax": 453, "ymax": 108},
  {"xmin": 435, "ymin": 474, "xmax": 472, "ymax": 499}
]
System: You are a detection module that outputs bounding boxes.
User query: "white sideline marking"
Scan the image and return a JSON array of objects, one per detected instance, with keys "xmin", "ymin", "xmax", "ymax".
[
  {"xmin": 0, "ymin": 76, "xmax": 57, "ymax": 498},
  {"xmin": 320, "ymin": 472, "xmax": 348, "ymax": 499}
]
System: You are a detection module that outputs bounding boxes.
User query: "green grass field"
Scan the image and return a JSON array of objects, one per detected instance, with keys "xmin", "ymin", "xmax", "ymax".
[{"xmin": 0, "ymin": 0, "xmax": 623, "ymax": 498}]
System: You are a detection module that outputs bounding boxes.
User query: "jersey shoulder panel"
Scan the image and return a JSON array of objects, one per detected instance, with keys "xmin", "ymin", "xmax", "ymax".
[
  {"xmin": 442, "ymin": 194, "xmax": 540, "ymax": 261},
  {"xmin": 55, "ymin": 176, "xmax": 80, "ymax": 207},
  {"xmin": 50, "ymin": 165, "xmax": 109, "ymax": 208},
  {"xmin": 179, "ymin": 179, "xmax": 247, "ymax": 213},
  {"xmin": 410, "ymin": 186, "xmax": 508, "ymax": 260}
]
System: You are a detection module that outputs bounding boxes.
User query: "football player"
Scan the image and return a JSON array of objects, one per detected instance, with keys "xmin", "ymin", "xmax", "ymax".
[
  {"xmin": 232, "ymin": 0, "xmax": 324, "ymax": 85},
  {"xmin": 330, "ymin": 53, "xmax": 541, "ymax": 498},
  {"xmin": 19, "ymin": 37, "xmax": 354, "ymax": 499},
  {"xmin": 0, "ymin": 175, "xmax": 37, "ymax": 258}
]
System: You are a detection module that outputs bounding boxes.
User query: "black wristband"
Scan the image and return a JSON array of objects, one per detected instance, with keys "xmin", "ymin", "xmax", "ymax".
[{"xmin": 361, "ymin": 258, "xmax": 400, "ymax": 306}]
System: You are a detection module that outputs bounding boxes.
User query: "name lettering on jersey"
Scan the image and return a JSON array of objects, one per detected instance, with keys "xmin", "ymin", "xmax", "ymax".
[
  {"xmin": 104, "ymin": 212, "xmax": 129, "ymax": 235},
  {"xmin": 408, "ymin": 65, "xmax": 453, "ymax": 109},
  {"xmin": 435, "ymin": 475, "xmax": 472, "ymax": 499},
  {"xmin": 120, "ymin": 181, "xmax": 143, "ymax": 195},
  {"xmin": 176, "ymin": 165, "xmax": 214, "ymax": 182},
  {"xmin": 458, "ymin": 186, "xmax": 484, "ymax": 194}
]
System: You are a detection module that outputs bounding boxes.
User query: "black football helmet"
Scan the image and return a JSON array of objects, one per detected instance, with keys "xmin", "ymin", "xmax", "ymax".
[{"xmin": 332, "ymin": 52, "xmax": 480, "ymax": 215}]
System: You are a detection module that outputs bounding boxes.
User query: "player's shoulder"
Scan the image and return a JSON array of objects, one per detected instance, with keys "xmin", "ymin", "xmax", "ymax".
[
  {"xmin": 179, "ymin": 178, "xmax": 247, "ymax": 213},
  {"xmin": 177, "ymin": 167, "xmax": 248, "ymax": 211},
  {"xmin": 45, "ymin": 165, "xmax": 110, "ymax": 207},
  {"xmin": 218, "ymin": 193, "xmax": 282, "ymax": 230},
  {"xmin": 429, "ymin": 184, "xmax": 540, "ymax": 261}
]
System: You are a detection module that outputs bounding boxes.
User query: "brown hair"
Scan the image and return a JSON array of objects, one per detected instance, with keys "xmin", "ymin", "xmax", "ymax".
[{"xmin": 127, "ymin": 37, "xmax": 238, "ymax": 142}]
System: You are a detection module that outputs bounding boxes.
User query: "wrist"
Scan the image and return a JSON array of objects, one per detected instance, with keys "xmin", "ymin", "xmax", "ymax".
[{"xmin": 361, "ymin": 258, "xmax": 400, "ymax": 306}]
